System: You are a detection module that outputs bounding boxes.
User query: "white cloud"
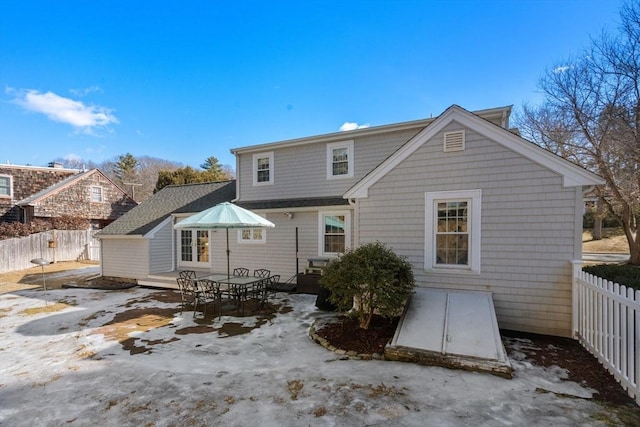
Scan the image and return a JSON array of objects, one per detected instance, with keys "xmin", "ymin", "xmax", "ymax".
[
  {"xmin": 11, "ymin": 89, "xmax": 118, "ymax": 134},
  {"xmin": 339, "ymin": 122, "xmax": 370, "ymax": 131},
  {"xmin": 69, "ymin": 85, "xmax": 103, "ymax": 97},
  {"xmin": 553, "ymin": 66, "xmax": 570, "ymax": 74}
]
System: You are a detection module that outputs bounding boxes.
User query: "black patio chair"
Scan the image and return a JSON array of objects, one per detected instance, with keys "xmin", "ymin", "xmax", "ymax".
[
  {"xmin": 233, "ymin": 267, "xmax": 249, "ymax": 277},
  {"xmin": 179, "ymin": 270, "xmax": 197, "ymax": 280},
  {"xmin": 253, "ymin": 268, "xmax": 270, "ymax": 278},
  {"xmin": 197, "ymin": 279, "xmax": 221, "ymax": 318},
  {"xmin": 266, "ymin": 274, "xmax": 280, "ymax": 301},
  {"xmin": 176, "ymin": 277, "xmax": 203, "ymax": 317}
]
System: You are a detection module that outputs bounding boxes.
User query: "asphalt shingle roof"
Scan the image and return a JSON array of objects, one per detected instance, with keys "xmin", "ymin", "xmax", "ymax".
[
  {"xmin": 97, "ymin": 180, "xmax": 236, "ymax": 236},
  {"xmin": 17, "ymin": 170, "xmax": 90, "ymax": 205},
  {"xmin": 236, "ymin": 197, "xmax": 349, "ymax": 210}
]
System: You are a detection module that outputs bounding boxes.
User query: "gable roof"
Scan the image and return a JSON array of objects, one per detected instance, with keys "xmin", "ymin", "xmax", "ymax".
[
  {"xmin": 17, "ymin": 168, "xmax": 132, "ymax": 206},
  {"xmin": 344, "ymin": 105, "xmax": 604, "ymax": 199},
  {"xmin": 97, "ymin": 180, "xmax": 236, "ymax": 237}
]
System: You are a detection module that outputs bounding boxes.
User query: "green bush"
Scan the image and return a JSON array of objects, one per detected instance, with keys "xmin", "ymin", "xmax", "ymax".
[
  {"xmin": 320, "ymin": 241, "xmax": 415, "ymax": 329},
  {"xmin": 582, "ymin": 264, "xmax": 640, "ymax": 290}
]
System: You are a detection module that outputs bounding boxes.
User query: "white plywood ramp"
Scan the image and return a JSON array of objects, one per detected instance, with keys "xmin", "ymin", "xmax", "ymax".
[{"xmin": 385, "ymin": 288, "xmax": 512, "ymax": 378}]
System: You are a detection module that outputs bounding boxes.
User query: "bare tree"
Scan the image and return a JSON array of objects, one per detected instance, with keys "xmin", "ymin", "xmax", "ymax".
[
  {"xmin": 100, "ymin": 155, "xmax": 182, "ymax": 202},
  {"xmin": 516, "ymin": 0, "xmax": 640, "ymax": 265}
]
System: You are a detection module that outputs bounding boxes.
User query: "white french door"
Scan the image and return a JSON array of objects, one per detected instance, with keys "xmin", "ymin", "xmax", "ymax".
[{"xmin": 178, "ymin": 229, "xmax": 210, "ymax": 268}]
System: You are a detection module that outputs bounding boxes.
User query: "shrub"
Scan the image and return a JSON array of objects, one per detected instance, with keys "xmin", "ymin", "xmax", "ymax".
[
  {"xmin": 320, "ymin": 241, "xmax": 415, "ymax": 329},
  {"xmin": 0, "ymin": 215, "xmax": 90, "ymax": 240},
  {"xmin": 583, "ymin": 264, "xmax": 640, "ymax": 290}
]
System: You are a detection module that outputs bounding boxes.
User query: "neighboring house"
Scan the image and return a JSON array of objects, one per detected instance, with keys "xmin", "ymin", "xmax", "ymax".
[
  {"xmin": 98, "ymin": 181, "xmax": 236, "ymax": 278},
  {"xmin": 99, "ymin": 105, "xmax": 603, "ymax": 337},
  {"xmin": 0, "ymin": 164, "xmax": 137, "ymax": 228},
  {"xmin": 0, "ymin": 163, "xmax": 78, "ymax": 223}
]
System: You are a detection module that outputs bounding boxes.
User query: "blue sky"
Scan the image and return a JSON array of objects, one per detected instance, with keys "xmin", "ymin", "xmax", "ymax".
[{"xmin": 0, "ymin": 0, "xmax": 623, "ymax": 170}]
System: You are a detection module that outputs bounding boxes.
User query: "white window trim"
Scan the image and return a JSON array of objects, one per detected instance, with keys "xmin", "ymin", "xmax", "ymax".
[
  {"xmin": 318, "ymin": 210, "xmax": 351, "ymax": 257},
  {"xmin": 424, "ymin": 189, "xmax": 481, "ymax": 274},
  {"xmin": 0, "ymin": 174, "xmax": 12, "ymax": 198},
  {"xmin": 326, "ymin": 140, "xmax": 354, "ymax": 180},
  {"xmin": 237, "ymin": 228, "xmax": 267, "ymax": 244},
  {"xmin": 253, "ymin": 152, "xmax": 274, "ymax": 186},
  {"xmin": 90, "ymin": 185, "xmax": 104, "ymax": 203}
]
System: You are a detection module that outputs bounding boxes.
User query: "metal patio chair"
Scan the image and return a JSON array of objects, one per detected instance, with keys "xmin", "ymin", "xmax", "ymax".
[{"xmin": 233, "ymin": 267, "xmax": 249, "ymax": 277}]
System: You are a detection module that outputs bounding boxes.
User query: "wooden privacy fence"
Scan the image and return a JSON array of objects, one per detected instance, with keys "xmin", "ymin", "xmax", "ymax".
[
  {"xmin": 573, "ymin": 269, "xmax": 640, "ymax": 405},
  {"xmin": 0, "ymin": 230, "xmax": 100, "ymax": 273}
]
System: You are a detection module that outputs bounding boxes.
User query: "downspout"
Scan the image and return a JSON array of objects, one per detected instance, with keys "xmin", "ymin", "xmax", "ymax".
[
  {"xmin": 232, "ymin": 150, "xmax": 240, "ymax": 202},
  {"xmin": 171, "ymin": 215, "xmax": 176, "ymax": 272},
  {"xmin": 348, "ymin": 198, "xmax": 359, "ymax": 248}
]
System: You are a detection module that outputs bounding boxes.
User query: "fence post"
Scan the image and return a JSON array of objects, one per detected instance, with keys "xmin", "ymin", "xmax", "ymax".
[
  {"xmin": 636, "ymin": 289, "xmax": 640, "ymax": 406},
  {"xmin": 570, "ymin": 260, "xmax": 583, "ymax": 339}
]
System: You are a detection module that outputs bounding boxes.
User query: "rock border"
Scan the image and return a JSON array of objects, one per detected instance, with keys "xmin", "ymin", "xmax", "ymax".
[{"xmin": 308, "ymin": 318, "xmax": 385, "ymax": 361}]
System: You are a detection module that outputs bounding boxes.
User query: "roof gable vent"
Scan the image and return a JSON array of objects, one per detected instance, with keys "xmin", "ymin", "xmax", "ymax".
[{"xmin": 444, "ymin": 130, "xmax": 465, "ymax": 152}]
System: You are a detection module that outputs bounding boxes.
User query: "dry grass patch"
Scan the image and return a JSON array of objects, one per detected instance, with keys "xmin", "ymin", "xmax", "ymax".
[
  {"xmin": 0, "ymin": 261, "xmax": 99, "ymax": 294},
  {"xmin": 19, "ymin": 302, "xmax": 72, "ymax": 316},
  {"xmin": 582, "ymin": 228, "xmax": 629, "ymax": 253}
]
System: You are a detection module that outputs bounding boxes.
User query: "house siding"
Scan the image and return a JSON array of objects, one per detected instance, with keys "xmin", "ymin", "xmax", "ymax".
[
  {"xmin": 237, "ymin": 128, "xmax": 421, "ymax": 202},
  {"xmin": 0, "ymin": 166, "xmax": 77, "ymax": 223},
  {"xmin": 33, "ymin": 171, "xmax": 136, "ymax": 224},
  {"xmin": 210, "ymin": 209, "xmax": 353, "ymax": 281},
  {"xmin": 149, "ymin": 221, "xmax": 174, "ymax": 273},
  {"xmin": 101, "ymin": 239, "xmax": 149, "ymax": 280},
  {"xmin": 356, "ymin": 124, "xmax": 579, "ymax": 337}
]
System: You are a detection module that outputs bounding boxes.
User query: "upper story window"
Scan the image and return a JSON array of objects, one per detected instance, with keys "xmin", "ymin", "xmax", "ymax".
[
  {"xmin": 90, "ymin": 186, "xmax": 104, "ymax": 202},
  {"xmin": 327, "ymin": 141, "xmax": 354, "ymax": 179},
  {"xmin": 425, "ymin": 190, "xmax": 481, "ymax": 273},
  {"xmin": 319, "ymin": 210, "xmax": 351, "ymax": 256},
  {"xmin": 253, "ymin": 152, "xmax": 274, "ymax": 186},
  {"xmin": 0, "ymin": 175, "xmax": 12, "ymax": 198}
]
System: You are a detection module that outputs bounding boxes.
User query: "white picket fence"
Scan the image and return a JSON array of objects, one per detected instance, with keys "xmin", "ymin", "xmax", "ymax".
[
  {"xmin": 573, "ymin": 268, "xmax": 640, "ymax": 405},
  {"xmin": 0, "ymin": 230, "xmax": 100, "ymax": 273}
]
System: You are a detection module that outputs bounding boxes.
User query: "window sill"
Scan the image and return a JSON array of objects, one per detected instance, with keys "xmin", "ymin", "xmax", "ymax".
[{"xmin": 423, "ymin": 267, "xmax": 480, "ymax": 276}]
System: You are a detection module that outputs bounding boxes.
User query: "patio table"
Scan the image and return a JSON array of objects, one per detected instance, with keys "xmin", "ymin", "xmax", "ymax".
[{"xmin": 198, "ymin": 273, "xmax": 268, "ymax": 312}]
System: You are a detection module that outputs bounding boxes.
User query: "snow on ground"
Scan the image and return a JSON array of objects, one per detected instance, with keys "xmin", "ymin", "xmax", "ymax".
[{"xmin": 0, "ymin": 286, "xmax": 629, "ymax": 426}]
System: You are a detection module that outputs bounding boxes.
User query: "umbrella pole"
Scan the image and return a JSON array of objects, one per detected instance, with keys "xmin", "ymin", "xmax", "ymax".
[{"xmin": 226, "ymin": 228, "xmax": 230, "ymax": 281}]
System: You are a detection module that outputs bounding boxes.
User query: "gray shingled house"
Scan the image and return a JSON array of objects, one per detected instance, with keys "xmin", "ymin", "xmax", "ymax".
[{"xmin": 98, "ymin": 105, "xmax": 603, "ymax": 337}]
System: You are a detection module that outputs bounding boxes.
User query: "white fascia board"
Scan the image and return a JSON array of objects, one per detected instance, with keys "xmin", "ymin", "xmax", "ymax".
[
  {"xmin": 144, "ymin": 216, "xmax": 173, "ymax": 239},
  {"xmin": 344, "ymin": 105, "xmax": 604, "ymax": 199},
  {"xmin": 96, "ymin": 234, "xmax": 145, "ymax": 240},
  {"xmin": 230, "ymin": 119, "xmax": 433, "ymax": 155}
]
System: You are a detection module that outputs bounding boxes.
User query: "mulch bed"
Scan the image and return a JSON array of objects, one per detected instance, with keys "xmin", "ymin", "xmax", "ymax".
[
  {"xmin": 315, "ymin": 317, "xmax": 638, "ymax": 408},
  {"xmin": 314, "ymin": 315, "xmax": 399, "ymax": 355}
]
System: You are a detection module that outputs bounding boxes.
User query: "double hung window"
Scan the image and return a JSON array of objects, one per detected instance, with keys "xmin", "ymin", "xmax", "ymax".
[
  {"xmin": 0, "ymin": 175, "xmax": 11, "ymax": 197},
  {"xmin": 253, "ymin": 152, "xmax": 274, "ymax": 186},
  {"xmin": 319, "ymin": 211, "xmax": 351, "ymax": 256},
  {"xmin": 90, "ymin": 186, "xmax": 104, "ymax": 202},
  {"xmin": 425, "ymin": 190, "xmax": 481, "ymax": 273},
  {"xmin": 327, "ymin": 141, "xmax": 354, "ymax": 179}
]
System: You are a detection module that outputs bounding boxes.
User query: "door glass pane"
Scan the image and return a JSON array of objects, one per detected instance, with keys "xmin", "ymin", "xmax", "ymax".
[
  {"xmin": 197, "ymin": 231, "xmax": 209, "ymax": 262},
  {"xmin": 181, "ymin": 230, "xmax": 192, "ymax": 262}
]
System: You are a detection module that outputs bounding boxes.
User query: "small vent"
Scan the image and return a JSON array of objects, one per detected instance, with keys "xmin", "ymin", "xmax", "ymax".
[{"xmin": 444, "ymin": 130, "xmax": 465, "ymax": 152}]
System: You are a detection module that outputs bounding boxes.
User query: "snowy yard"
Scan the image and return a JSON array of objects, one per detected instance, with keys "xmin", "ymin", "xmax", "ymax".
[{"xmin": 0, "ymin": 286, "xmax": 636, "ymax": 426}]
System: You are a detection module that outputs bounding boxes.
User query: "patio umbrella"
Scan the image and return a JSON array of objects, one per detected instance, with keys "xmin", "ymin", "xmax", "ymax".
[{"xmin": 174, "ymin": 202, "xmax": 275, "ymax": 280}]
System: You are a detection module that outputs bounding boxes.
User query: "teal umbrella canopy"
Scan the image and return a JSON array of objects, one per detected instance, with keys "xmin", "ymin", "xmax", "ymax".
[{"xmin": 174, "ymin": 202, "xmax": 275, "ymax": 230}]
